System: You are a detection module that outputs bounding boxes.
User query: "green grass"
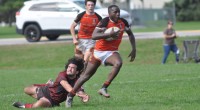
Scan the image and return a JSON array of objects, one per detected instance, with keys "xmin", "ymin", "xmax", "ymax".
[
  {"xmin": 0, "ymin": 26, "xmax": 22, "ymax": 39},
  {"xmin": 1, "ymin": 21, "xmax": 200, "ymax": 38},
  {"xmin": 133, "ymin": 21, "xmax": 200, "ymax": 32},
  {"xmin": 0, "ymin": 36, "xmax": 200, "ymax": 110}
]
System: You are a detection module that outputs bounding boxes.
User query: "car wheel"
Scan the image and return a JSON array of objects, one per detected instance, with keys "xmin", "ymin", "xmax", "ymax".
[
  {"xmin": 24, "ymin": 24, "xmax": 41, "ymax": 42},
  {"xmin": 46, "ymin": 35, "xmax": 59, "ymax": 41}
]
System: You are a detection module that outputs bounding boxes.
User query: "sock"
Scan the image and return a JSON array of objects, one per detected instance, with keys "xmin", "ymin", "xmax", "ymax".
[
  {"xmin": 69, "ymin": 89, "xmax": 76, "ymax": 97},
  {"xmin": 25, "ymin": 103, "xmax": 33, "ymax": 108},
  {"xmin": 102, "ymin": 81, "xmax": 110, "ymax": 88}
]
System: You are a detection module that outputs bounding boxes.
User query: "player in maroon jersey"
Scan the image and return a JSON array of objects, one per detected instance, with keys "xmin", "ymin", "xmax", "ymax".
[{"xmin": 13, "ymin": 57, "xmax": 89, "ymax": 108}]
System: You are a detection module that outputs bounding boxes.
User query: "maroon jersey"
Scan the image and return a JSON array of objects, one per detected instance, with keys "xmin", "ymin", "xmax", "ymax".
[{"xmin": 48, "ymin": 71, "xmax": 77, "ymax": 104}]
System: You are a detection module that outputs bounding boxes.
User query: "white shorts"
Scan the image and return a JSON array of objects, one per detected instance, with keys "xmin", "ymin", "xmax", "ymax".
[
  {"xmin": 76, "ymin": 39, "xmax": 95, "ymax": 54},
  {"xmin": 93, "ymin": 50, "xmax": 118, "ymax": 65}
]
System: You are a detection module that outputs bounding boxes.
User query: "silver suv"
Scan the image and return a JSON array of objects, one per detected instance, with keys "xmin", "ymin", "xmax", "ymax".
[{"xmin": 16, "ymin": 0, "xmax": 132, "ymax": 42}]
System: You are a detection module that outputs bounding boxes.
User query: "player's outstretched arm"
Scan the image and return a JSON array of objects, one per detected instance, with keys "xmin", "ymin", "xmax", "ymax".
[{"xmin": 126, "ymin": 28, "xmax": 136, "ymax": 62}]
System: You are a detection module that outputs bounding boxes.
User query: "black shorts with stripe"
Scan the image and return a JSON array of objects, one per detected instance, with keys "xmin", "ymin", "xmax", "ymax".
[{"xmin": 36, "ymin": 86, "xmax": 60, "ymax": 107}]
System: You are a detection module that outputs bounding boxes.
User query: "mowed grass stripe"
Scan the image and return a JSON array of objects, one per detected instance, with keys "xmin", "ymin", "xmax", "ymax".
[{"xmin": 0, "ymin": 37, "xmax": 200, "ymax": 110}]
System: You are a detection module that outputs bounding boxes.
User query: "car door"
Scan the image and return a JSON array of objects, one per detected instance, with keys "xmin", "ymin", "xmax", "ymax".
[
  {"xmin": 55, "ymin": 2, "xmax": 81, "ymax": 30},
  {"xmin": 31, "ymin": 2, "xmax": 62, "ymax": 30}
]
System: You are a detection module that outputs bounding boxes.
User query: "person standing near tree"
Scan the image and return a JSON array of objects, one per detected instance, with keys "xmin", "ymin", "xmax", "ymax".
[{"xmin": 162, "ymin": 20, "xmax": 179, "ymax": 64}]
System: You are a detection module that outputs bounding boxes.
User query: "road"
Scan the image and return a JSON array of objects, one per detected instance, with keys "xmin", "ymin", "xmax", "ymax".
[{"xmin": 0, "ymin": 30, "xmax": 200, "ymax": 46}]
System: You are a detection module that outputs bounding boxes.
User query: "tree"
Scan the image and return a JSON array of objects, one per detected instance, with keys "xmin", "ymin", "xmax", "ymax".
[
  {"xmin": 164, "ymin": 0, "xmax": 200, "ymax": 21},
  {"xmin": 0, "ymin": 0, "xmax": 24, "ymax": 26}
]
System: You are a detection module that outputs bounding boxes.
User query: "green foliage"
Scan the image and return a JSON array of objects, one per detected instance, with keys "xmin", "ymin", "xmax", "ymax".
[
  {"xmin": 0, "ymin": 37, "xmax": 200, "ymax": 110},
  {"xmin": 0, "ymin": 0, "xmax": 24, "ymax": 24},
  {"xmin": 164, "ymin": 0, "xmax": 200, "ymax": 21}
]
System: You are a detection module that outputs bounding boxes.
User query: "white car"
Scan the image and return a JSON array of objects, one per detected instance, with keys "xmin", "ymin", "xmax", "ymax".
[{"xmin": 16, "ymin": 0, "xmax": 132, "ymax": 42}]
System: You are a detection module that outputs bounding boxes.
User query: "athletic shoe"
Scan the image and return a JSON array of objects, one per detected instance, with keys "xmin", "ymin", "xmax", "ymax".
[
  {"xmin": 12, "ymin": 102, "xmax": 25, "ymax": 108},
  {"xmin": 98, "ymin": 88, "xmax": 110, "ymax": 98},
  {"xmin": 65, "ymin": 96, "xmax": 73, "ymax": 108}
]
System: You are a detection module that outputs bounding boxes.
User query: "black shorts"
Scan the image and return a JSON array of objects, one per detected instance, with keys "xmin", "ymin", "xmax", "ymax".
[{"xmin": 36, "ymin": 86, "xmax": 60, "ymax": 107}]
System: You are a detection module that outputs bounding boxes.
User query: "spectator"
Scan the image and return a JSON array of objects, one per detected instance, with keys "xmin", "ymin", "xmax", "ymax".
[{"xmin": 162, "ymin": 20, "xmax": 179, "ymax": 64}]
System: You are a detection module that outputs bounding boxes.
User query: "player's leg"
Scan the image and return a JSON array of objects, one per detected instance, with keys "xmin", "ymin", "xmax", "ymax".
[
  {"xmin": 31, "ymin": 97, "xmax": 52, "ymax": 108},
  {"xmin": 24, "ymin": 85, "xmax": 38, "ymax": 99},
  {"xmin": 98, "ymin": 52, "xmax": 122, "ymax": 98},
  {"xmin": 82, "ymin": 50, "xmax": 91, "ymax": 71},
  {"xmin": 104, "ymin": 52, "xmax": 122, "ymax": 85},
  {"xmin": 75, "ymin": 40, "xmax": 94, "ymax": 103},
  {"xmin": 74, "ymin": 48, "xmax": 84, "ymax": 59},
  {"xmin": 66, "ymin": 57, "xmax": 101, "ymax": 107},
  {"xmin": 74, "ymin": 59, "xmax": 101, "ymax": 92},
  {"xmin": 162, "ymin": 45, "xmax": 170, "ymax": 64},
  {"xmin": 13, "ymin": 97, "xmax": 51, "ymax": 108},
  {"xmin": 84, "ymin": 49, "xmax": 92, "ymax": 62},
  {"xmin": 83, "ymin": 39, "xmax": 95, "ymax": 70}
]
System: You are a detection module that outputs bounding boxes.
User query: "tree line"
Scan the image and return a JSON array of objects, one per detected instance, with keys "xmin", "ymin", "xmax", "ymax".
[
  {"xmin": 0, "ymin": 0, "xmax": 25, "ymax": 26},
  {"xmin": 164, "ymin": 0, "xmax": 200, "ymax": 21}
]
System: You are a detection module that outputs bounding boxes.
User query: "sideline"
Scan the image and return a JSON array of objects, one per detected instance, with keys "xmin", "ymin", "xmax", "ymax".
[{"xmin": 0, "ymin": 30, "xmax": 200, "ymax": 46}]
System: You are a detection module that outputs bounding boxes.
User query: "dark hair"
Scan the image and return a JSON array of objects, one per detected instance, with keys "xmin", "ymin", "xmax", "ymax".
[
  {"xmin": 85, "ymin": 0, "xmax": 96, "ymax": 5},
  {"xmin": 65, "ymin": 57, "xmax": 84, "ymax": 72},
  {"xmin": 108, "ymin": 5, "xmax": 119, "ymax": 13},
  {"xmin": 167, "ymin": 20, "xmax": 173, "ymax": 25}
]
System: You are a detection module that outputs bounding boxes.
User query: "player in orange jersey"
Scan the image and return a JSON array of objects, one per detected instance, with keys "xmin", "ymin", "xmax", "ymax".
[{"xmin": 66, "ymin": 5, "xmax": 136, "ymax": 108}]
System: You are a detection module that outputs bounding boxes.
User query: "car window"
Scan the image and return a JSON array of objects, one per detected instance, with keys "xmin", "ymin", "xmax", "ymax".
[
  {"xmin": 57, "ymin": 3, "xmax": 79, "ymax": 12},
  {"xmin": 29, "ymin": 3, "xmax": 58, "ymax": 11}
]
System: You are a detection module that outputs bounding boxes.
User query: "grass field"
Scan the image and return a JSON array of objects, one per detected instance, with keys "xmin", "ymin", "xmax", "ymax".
[
  {"xmin": 133, "ymin": 21, "xmax": 200, "ymax": 32},
  {"xmin": 0, "ymin": 36, "xmax": 200, "ymax": 110},
  {"xmin": 1, "ymin": 21, "xmax": 200, "ymax": 39}
]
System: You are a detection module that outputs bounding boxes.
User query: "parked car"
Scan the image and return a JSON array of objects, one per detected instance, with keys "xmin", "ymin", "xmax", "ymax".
[{"xmin": 16, "ymin": 0, "xmax": 132, "ymax": 42}]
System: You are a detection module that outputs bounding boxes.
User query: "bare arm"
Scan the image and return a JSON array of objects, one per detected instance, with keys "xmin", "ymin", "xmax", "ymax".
[
  {"xmin": 125, "ymin": 27, "xmax": 136, "ymax": 62},
  {"xmin": 92, "ymin": 27, "xmax": 119, "ymax": 40},
  {"xmin": 60, "ymin": 80, "xmax": 73, "ymax": 92},
  {"xmin": 70, "ymin": 22, "xmax": 78, "ymax": 44}
]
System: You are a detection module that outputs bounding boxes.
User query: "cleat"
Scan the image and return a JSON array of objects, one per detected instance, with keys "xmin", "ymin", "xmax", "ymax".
[
  {"xmin": 12, "ymin": 102, "xmax": 25, "ymax": 108},
  {"xmin": 65, "ymin": 96, "xmax": 73, "ymax": 108},
  {"xmin": 98, "ymin": 88, "xmax": 110, "ymax": 98}
]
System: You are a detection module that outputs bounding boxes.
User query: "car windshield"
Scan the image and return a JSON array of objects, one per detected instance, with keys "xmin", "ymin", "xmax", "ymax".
[{"xmin": 73, "ymin": 1, "xmax": 101, "ymax": 9}]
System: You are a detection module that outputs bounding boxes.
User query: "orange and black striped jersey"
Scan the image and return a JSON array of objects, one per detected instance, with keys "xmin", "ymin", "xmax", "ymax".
[
  {"xmin": 94, "ymin": 17, "xmax": 130, "ymax": 51},
  {"xmin": 74, "ymin": 11, "xmax": 102, "ymax": 39}
]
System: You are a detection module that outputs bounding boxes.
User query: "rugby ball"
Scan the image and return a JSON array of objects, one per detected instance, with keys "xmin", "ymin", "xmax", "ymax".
[{"xmin": 104, "ymin": 27, "xmax": 120, "ymax": 41}]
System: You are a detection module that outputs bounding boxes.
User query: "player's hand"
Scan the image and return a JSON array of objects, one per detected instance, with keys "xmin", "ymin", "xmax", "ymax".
[
  {"xmin": 109, "ymin": 28, "xmax": 120, "ymax": 39},
  {"xmin": 76, "ymin": 91, "xmax": 89, "ymax": 103},
  {"xmin": 171, "ymin": 33, "xmax": 176, "ymax": 38},
  {"xmin": 73, "ymin": 38, "xmax": 79, "ymax": 45},
  {"xmin": 128, "ymin": 49, "xmax": 136, "ymax": 62},
  {"xmin": 46, "ymin": 79, "xmax": 54, "ymax": 86}
]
